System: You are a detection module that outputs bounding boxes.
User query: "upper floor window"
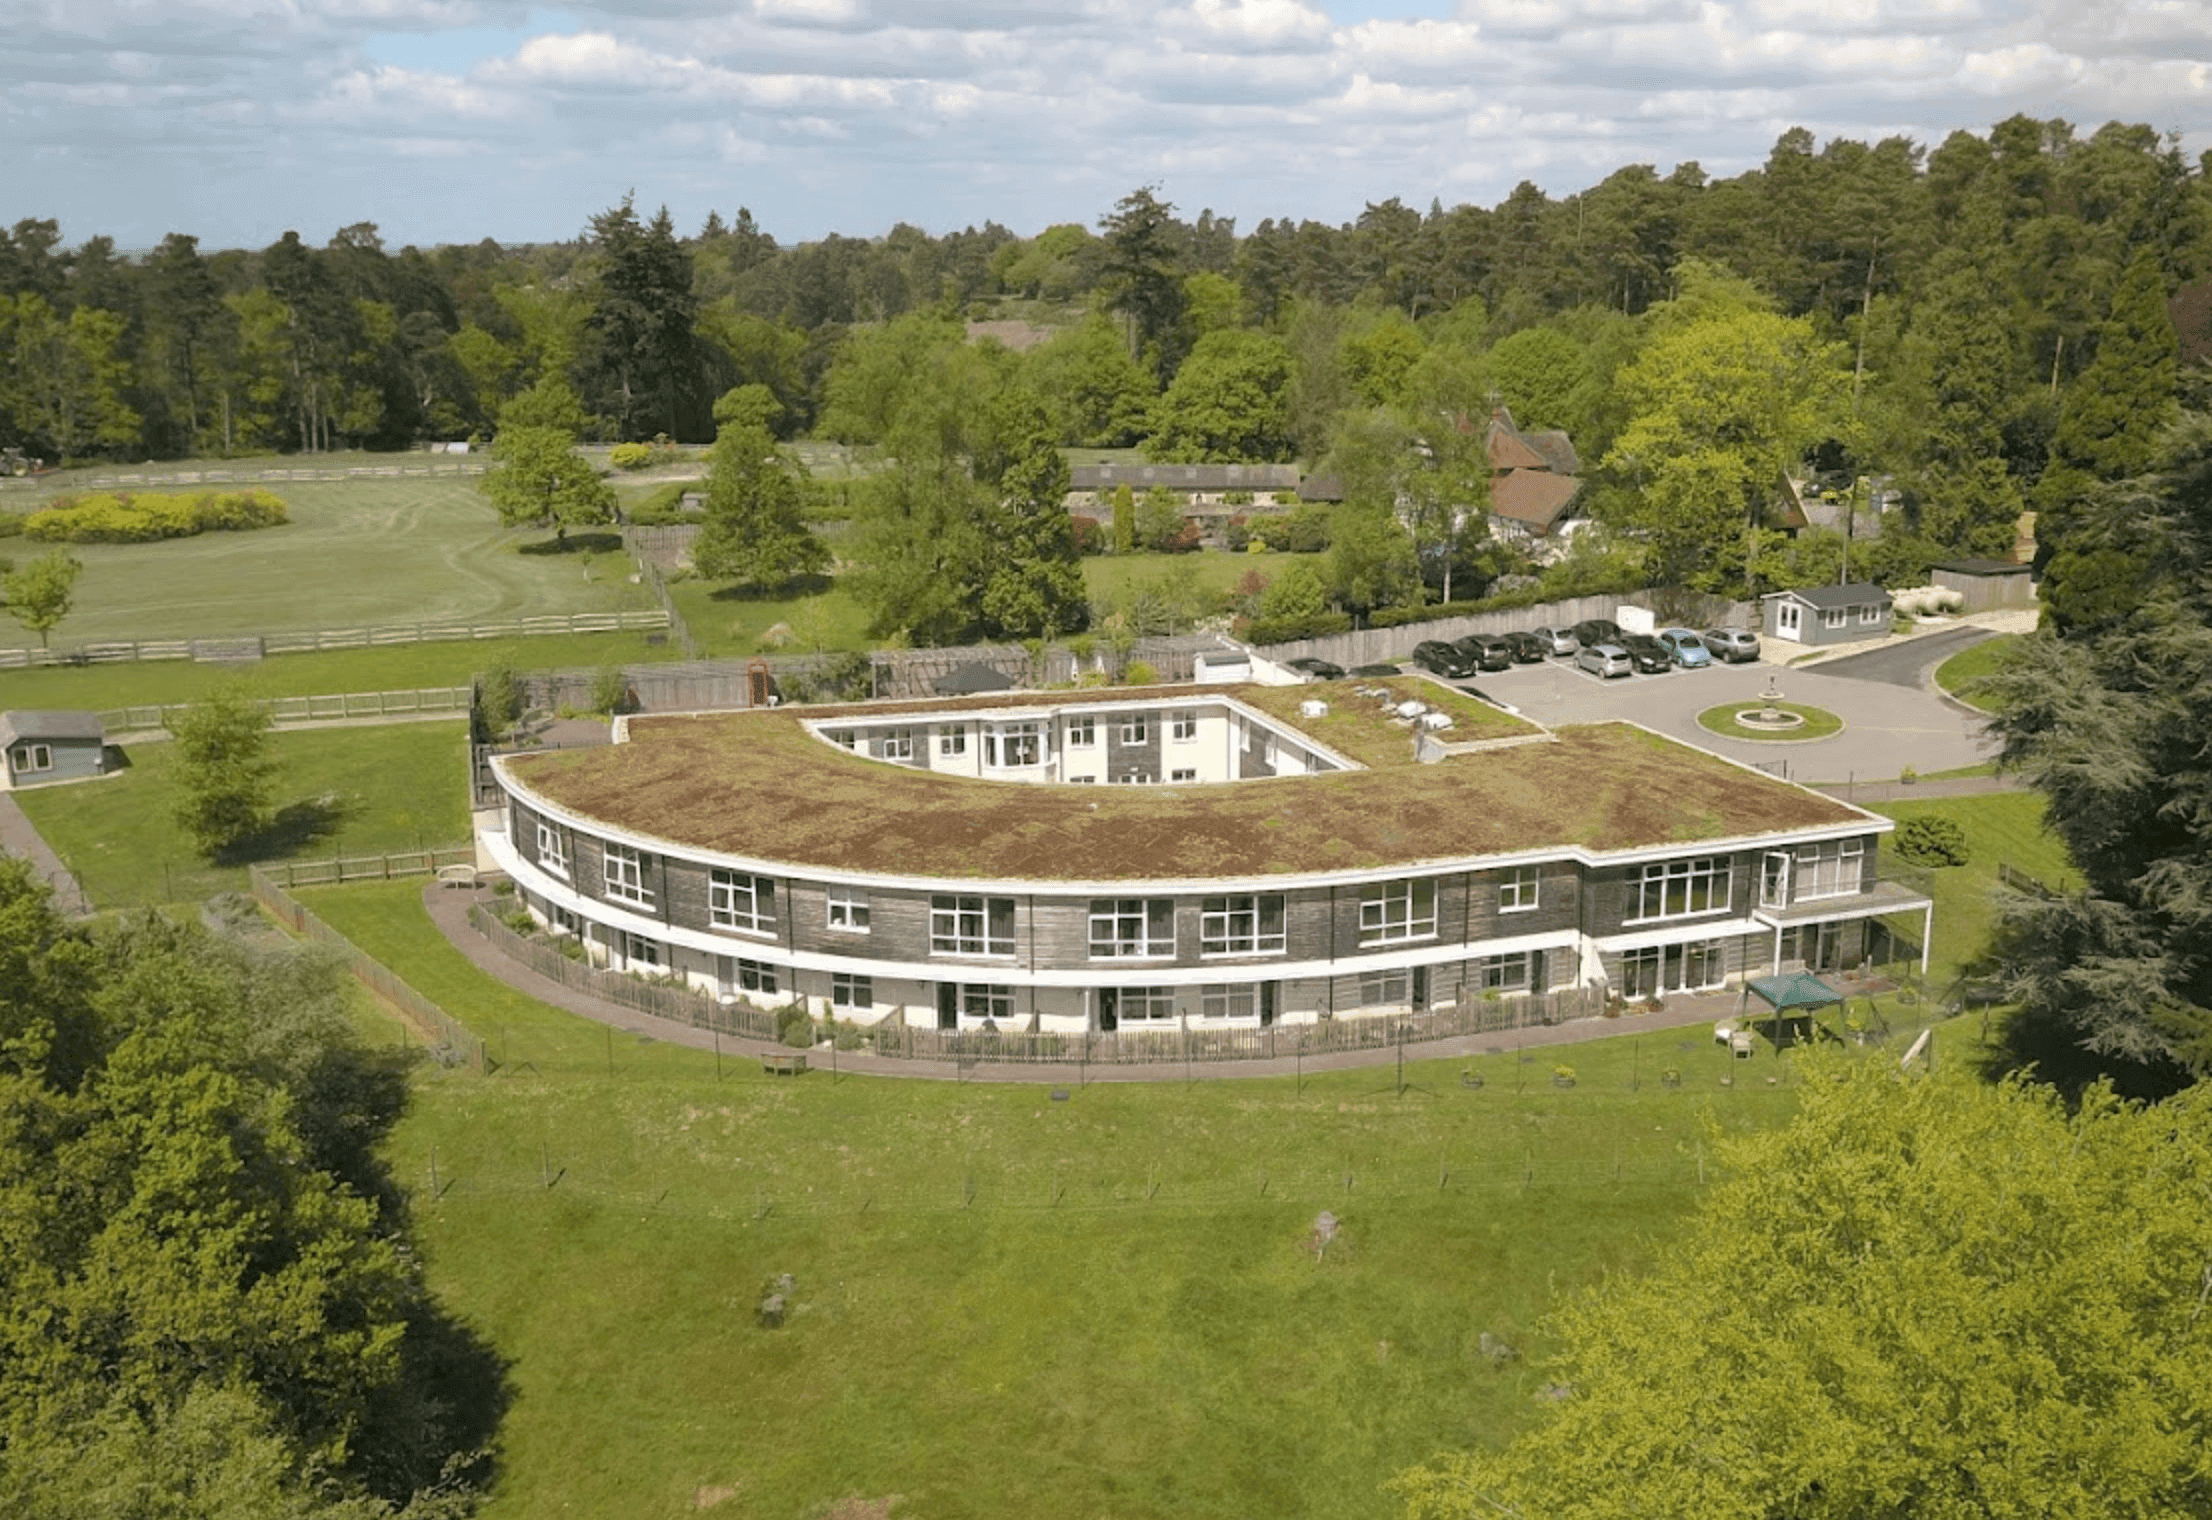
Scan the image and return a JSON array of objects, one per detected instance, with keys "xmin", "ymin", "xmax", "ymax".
[
  {"xmin": 710, "ymin": 870, "xmax": 775, "ymax": 934},
  {"xmin": 1360, "ymin": 878, "xmax": 1437, "ymax": 945},
  {"xmin": 1498, "ymin": 865, "xmax": 1539, "ymax": 913},
  {"xmin": 1067, "ymin": 717, "xmax": 1096, "ymax": 747},
  {"xmin": 1200, "ymin": 894, "xmax": 1285, "ymax": 956},
  {"xmin": 603, "ymin": 843, "xmax": 654, "ymax": 908},
  {"xmin": 932, "ymin": 894, "xmax": 1015, "ymax": 957},
  {"xmin": 1089, "ymin": 898, "xmax": 1174, "ymax": 958},
  {"xmin": 1631, "ymin": 856, "xmax": 1730, "ymax": 921},
  {"xmin": 1119, "ymin": 715, "xmax": 1149, "ymax": 745},
  {"xmin": 881, "ymin": 728, "xmax": 914, "ymax": 761},
  {"xmin": 983, "ymin": 722, "xmax": 1042, "ymax": 769},
  {"xmin": 826, "ymin": 886, "xmax": 870, "ymax": 932},
  {"xmin": 536, "ymin": 819, "xmax": 569, "ymax": 879},
  {"xmin": 1171, "ymin": 712, "xmax": 1197, "ymax": 742},
  {"xmin": 1793, "ymin": 840, "xmax": 1865, "ymax": 902}
]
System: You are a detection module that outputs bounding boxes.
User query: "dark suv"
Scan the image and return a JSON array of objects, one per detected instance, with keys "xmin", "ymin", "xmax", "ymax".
[
  {"xmin": 1453, "ymin": 635, "xmax": 1514, "ymax": 673},
  {"xmin": 1413, "ymin": 640, "xmax": 1478, "ymax": 678},
  {"xmin": 1573, "ymin": 618, "xmax": 1623, "ymax": 649}
]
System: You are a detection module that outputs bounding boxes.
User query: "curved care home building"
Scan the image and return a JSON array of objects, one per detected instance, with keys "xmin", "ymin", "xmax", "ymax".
[{"xmin": 479, "ymin": 680, "xmax": 1933, "ymax": 1034}]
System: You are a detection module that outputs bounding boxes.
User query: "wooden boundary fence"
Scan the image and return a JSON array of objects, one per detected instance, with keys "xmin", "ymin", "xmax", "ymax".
[
  {"xmin": 0, "ymin": 460, "xmax": 491, "ymax": 493},
  {"xmin": 469, "ymin": 904, "xmax": 785, "ymax": 1041},
  {"xmin": 250, "ymin": 864, "xmax": 487, "ymax": 1071},
  {"xmin": 252, "ymin": 846, "xmax": 476, "ymax": 889},
  {"xmin": 102, "ymin": 687, "xmax": 473, "ymax": 733},
  {"xmin": 1997, "ymin": 861, "xmax": 2058, "ymax": 898},
  {"xmin": 0, "ymin": 610, "xmax": 670, "ymax": 669}
]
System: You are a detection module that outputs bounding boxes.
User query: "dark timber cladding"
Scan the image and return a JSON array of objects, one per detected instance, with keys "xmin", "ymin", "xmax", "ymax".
[{"xmin": 506, "ymin": 698, "xmax": 1865, "ymax": 881}]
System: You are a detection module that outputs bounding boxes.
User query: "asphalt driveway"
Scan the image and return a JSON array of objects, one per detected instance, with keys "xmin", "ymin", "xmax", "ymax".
[{"xmin": 1799, "ymin": 623, "xmax": 1996, "ymax": 687}]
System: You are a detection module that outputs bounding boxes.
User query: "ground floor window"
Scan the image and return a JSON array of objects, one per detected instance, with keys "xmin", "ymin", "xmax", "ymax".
[
  {"xmin": 1681, "ymin": 938, "xmax": 1725, "ymax": 989},
  {"xmin": 1619, "ymin": 939, "xmax": 1726, "ymax": 998},
  {"xmin": 547, "ymin": 902, "xmax": 578, "ymax": 935},
  {"xmin": 1359, "ymin": 967, "xmax": 1411, "ymax": 1007},
  {"xmin": 1619, "ymin": 945, "xmax": 1662, "ymax": 999},
  {"xmin": 1476, "ymin": 951, "xmax": 1532, "ymax": 992},
  {"xmin": 831, "ymin": 971, "xmax": 872, "ymax": 1010},
  {"xmin": 8, "ymin": 743, "xmax": 52, "ymax": 774},
  {"xmin": 1116, "ymin": 987, "xmax": 1175, "ymax": 1024},
  {"xmin": 1200, "ymin": 983, "xmax": 1256, "ymax": 1021},
  {"xmin": 621, "ymin": 932, "xmax": 662, "ymax": 970},
  {"xmin": 940, "ymin": 983, "xmax": 1013, "ymax": 1027},
  {"xmin": 728, "ymin": 957, "xmax": 778, "ymax": 995}
]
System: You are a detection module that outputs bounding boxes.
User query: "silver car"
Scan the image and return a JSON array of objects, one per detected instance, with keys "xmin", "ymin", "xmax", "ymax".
[
  {"xmin": 1575, "ymin": 643, "xmax": 1634, "ymax": 679},
  {"xmin": 1703, "ymin": 627, "xmax": 1762, "ymax": 664},
  {"xmin": 1528, "ymin": 626, "xmax": 1578, "ymax": 657}
]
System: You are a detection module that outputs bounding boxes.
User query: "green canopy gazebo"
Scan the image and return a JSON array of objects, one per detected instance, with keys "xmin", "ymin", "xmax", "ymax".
[{"xmin": 1737, "ymin": 970, "xmax": 1844, "ymax": 1051}]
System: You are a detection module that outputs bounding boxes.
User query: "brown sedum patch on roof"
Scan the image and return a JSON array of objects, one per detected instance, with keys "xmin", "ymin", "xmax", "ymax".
[{"xmin": 507, "ymin": 690, "xmax": 1865, "ymax": 883}]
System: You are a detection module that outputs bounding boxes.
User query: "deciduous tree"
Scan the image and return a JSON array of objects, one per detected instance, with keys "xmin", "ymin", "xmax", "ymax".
[
  {"xmin": 2, "ymin": 548, "xmax": 81, "ymax": 648},
  {"xmin": 1145, "ymin": 329, "xmax": 1294, "ymax": 463},
  {"xmin": 168, "ymin": 684, "xmax": 275, "ymax": 861},
  {"xmin": 691, "ymin": 385, "xmax": 827, "ymax": 593}
]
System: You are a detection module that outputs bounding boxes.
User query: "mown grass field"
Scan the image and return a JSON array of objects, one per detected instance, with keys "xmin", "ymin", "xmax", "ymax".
[
  {"xmin": 1868, "ymin": 789, "xmax": 2074, "ymax": 985},
  {"xmin": 2, "ymin": 472, "xmax": 654, "ymax": 648},
  {"xmin": 307, "ymin": 877, "xmax": 1852, "ymax": 1520},
  {"xmin": 16, "ymin": 722, "xmax": 469, "ymax": 908}
]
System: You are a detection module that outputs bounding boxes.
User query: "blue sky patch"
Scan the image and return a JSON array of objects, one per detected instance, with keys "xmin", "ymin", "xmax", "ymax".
[{"xmin": 362, "ymin": 10, "xmax": 579, "ymax": 75}]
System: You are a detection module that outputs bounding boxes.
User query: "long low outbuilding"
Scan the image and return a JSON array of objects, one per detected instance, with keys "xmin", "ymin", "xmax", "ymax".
[{"xmin": 479, "ymin": 680, "xmax": 1932, "ymax": 1034}]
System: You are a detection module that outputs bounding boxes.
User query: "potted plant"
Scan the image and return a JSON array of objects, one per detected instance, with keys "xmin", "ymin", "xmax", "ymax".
[{"xmin": 1552, "ymin": 1063, "xmax": 1576, "ymax": 1090}]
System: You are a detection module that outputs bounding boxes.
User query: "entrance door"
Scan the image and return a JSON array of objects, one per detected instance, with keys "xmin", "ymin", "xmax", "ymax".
[
  {"xmin": 936, "ymin": 983, "xmax": 958, "ymax": 1030},
  {"xmin": 1259, "ymin": 982, "xmax": 1276, "ymax": 1027},
  {"xmin": 1097, "ymin": 987, "xmax": 1119, "ymax": 1032},
  {"xmin": 1410, "ymin": 966, "xmax": 1429, "ymax": 1013}
]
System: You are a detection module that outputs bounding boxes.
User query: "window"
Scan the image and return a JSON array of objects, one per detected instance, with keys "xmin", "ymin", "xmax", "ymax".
[
  {"xmin": 547, "ymin": 902, "xmax": 578, "ymax": 935},
  {"xmin": 958, "ymin": 983, "xmax": 1013, "ymax": 1022},
  {"xmin": 603, "ymin": 843, "xmax": 654, "ymax": 908},
  {"xmin": 9, "ymin": 743, "xmax": 52, "ymax": 774},
  {"xmin": 1119, "ymin": 715, "xmax": 1149, "ymax": 744},
  {"xmin": 1859, "ymin": 603, "xmax": 1884, "ymax": 625},
  {"xmin": 1117, "ymin": 987, "xmax": 1175, "ymax": 1023},
  {"xmin": 1089, "ymin": 898, "xmax": 1174, "ymax": 958},
  {"xmin": 1822, "ymin": 608, "xmax": 1846, "ymax": 629},
  {"xmin": 1200, "ymin": 983, "xmax": 1257, "ymax": 1021},
  {"xmin": 1171, "ymin": 712, "xmax": 1197, "ymax": 742},
  {"xmin": 931, "ymin": 894, "xmax": 1015, "ymax": 956},
  {"xmin": 621, "ymin": 932, "xmax": 661, "ymax": 969},
  {"xmin": 1498, "ymin": 865, "xmax": 1539, "ymax": 913},
  {"xmin": 1113, "ymin": 771, "xmax": 1151, "ymax": 785},
  {"xmin": 832, "ymin": 972, "xmax": 873, "ymax": 1010},
  {"xmin": 1067, "ymin": 717, "xmax": 1096, "ymax": 747},
  {"xmin": 1359, "ymin": 968, "xmax": 1411, "ymax": 1006},
  {"xmin": 709, "ymin": 870, "xmax": 775, "ymax": 933},
  {"xmin": 1794, "ymin": 840, "xmax": 1865, "ymax": 901},
  {"xmin": 1200, "ymin": 894, "xmax": 1286, "ymax": 956},
  {"xmin": 536, "ymin": 819, "xmax": 569, "ymax": 879},
  {"xmin": 1170, "ymin": 768, "xmax": 1197, "ymax": 783},
  {"xmin": 1478, "ymin": 952, "xmax": 1531, "ymax": 991},
  {"xmin": 826, "ymin": 886, "xmax": 870, "ymax": 932},
  {"xmin": 1631, "ymin": 856, "xmax": 1730, "ymax": 921},
  {"xmin": 1619, "ymin": 945, "xmax": 1662, "ymax": 998},
  {"xmin": 938, "ymin": 726, "xmax": 967, "ymax": 757},
  {"xmin": 881, "ymin": 728, "xmax": 914, "ymax": 761},
  {"xmin": 1360, "ymin": 879, "xmax": 1437, "ymax": 945},
  {"xmin": 1682, "ymin": 939, "xmax": 1724, "ymax": 989},
  {"xmin": 833, "ymin": 729, "xmax": 858, "ymax": 751},
  {"xmin": 984, "ymin": 722, "xmax": 1042, "ymax": 768},
  {"xmin": 1070, "ymin": 775, "xmax": 1097, "ymax": 784},
  {"xmin": 729, "ymin": 957, "xmax": 779, "ymax": 995}
]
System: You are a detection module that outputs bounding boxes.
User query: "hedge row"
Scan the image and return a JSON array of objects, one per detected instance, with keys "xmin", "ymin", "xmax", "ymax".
[{"xmin": 23, "ymin": 489, "xmax": 289, "ymax": 543}]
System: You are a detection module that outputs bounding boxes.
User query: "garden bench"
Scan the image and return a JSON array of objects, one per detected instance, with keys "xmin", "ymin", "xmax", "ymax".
[
  {"xmin": 761, "ymin": 1052, "xmax": 807, "ymax": 1077},
  {"xmin": 436, "ymin": 863, "xmax": 480, "ymax": 888}
]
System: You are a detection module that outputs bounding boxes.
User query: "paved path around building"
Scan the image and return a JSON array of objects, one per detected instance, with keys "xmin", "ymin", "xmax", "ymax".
[
  {"xmin": 0, "ymin": 793, "xmax": 91, "ymax": 917},
  {"xmin": 419, "ymin": 882, "xmax": 1889, "ymax": 1086}
]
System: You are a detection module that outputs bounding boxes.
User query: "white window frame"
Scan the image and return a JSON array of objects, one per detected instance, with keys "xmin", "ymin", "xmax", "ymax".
[
  {"xmin": 622, "ymin": 932, "xmax": 662, "ymax": 969},
  {"xmin": 956, "ymin": 983, "xmax": 1013, "ymax": 1023},
  {"xmin": 1497, "ymin": 865, "xmax": 1539, "ymax": 913},
  {"xmin": 1113, "ymin": 770, "xmax": 1151, "ymax": 785},
  {"xmin": 832, "ymin": 971, "xmax": 873, "ymax": 1010},
  {"xmin": 10, "ymin": 742, "xmax": 53, "ymax": 774},
  {"xmin": 1359, "ymin": 878, "xmax": 1437, "ymax": 946},
  {"xmin": 536, "ymin": 819, "xmax": 569, "ymax": 879},
  {"xmin": 1119, "ymin": 715, "xmax": 1149, "ymax": 745},
  {"xmin": 1629, "ymin": 856, "xmax": 1731, "ymax": 923},
  {"xmin": 603, "ymin": 843, "xmax": 655, "ymax": 909},
  {"xmin": 1200, "ymin": 894, "xmax": 1286, "ymax": 957},
  {"xmin": 1619, "ymin": 944, "xmax": 1662, "ymax": 998},
  {"xmin": 1088, "ymin": 898, "xmax": 1175, "ymax": 959},
  {"xmin": 1066, "ymin": 717, "xmax": 1096, "ymax": 747},
  {"xmin": 1822, "ymin": 607, "xmax": 1846, "ymax": 630},
  {"xmin": 547, "ymin": 902, "xmax": 579, "ymax": 936},
  {"xmin": 937, "ymin": 726, "xmax": 967, "ymax": 757},
  {"xmin": 1359, "ymin": 967, "xmax": 1411, "ymax": 1007},
  {"xmin": 1682, "ymin": 939, "xmax": 1726, "ymax": 990},
  {"xmin": 1170, "ymin": 768, "xmax": 1197, "ymax": 783},
  {"xmin": 826, "ymin": 886, "xmax": 870, "ymax": 933},
  {"xmin": 1477, "ymin": 952, "xmax": 1531, "ymax": 992},
  {"xmin": 1117, "ymin": 986, "xmax": 1176, "ymax": 1023},
  {"xmin": 1858, "ymin": 603, "xmax": 1884, "ymax": 625},
  {"xmin": 983, "ymin": 722, "xmax": 1043, "ymax": 769},
  {"xmin": 728, "ymin": 956, "xmax": 779, "ymax": 995},
  {"xmin": 931, "ymin": 894, "xmax": 1016, "ymax": 958},
  {"xmin": 881, "ymin": 728, "xmax": 914, "ymax": 761},
  {"xmin": 1199, "ymin": 983, "xmax": 1257, "ymax": 1022},
  {"xmin": 1170, "ymin": 712, "xmax": 1197, "ymax": 742},
  {"xmin": 709, "ymin": 870, "xmax": 776, "ymax": 935}
]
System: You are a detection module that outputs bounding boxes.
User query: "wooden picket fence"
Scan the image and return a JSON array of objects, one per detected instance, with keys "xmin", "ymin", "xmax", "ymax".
[
  {"xmin": 252, "ymin": 846, "xmax": 477, "ymax": 890},
  {"xmin": 101, "ymin": 687, "xmax": 473, "ymax": 733},
  {"xmin": 0, "ymin": 609, "xmax": 670, "ymax": 668}
]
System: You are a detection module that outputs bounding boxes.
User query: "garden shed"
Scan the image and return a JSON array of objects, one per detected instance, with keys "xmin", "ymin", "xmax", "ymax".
[
  {"xmin": 0, "ymin": 710, "xmax": 109, "ymax": 791},
  {"xmin": 1930, "ymin": 559, "xmax": 2035, "ymax": 612},
  {"xmin": 1761, "ymin": 583, "xmax": 1892, "ymax": 648}
]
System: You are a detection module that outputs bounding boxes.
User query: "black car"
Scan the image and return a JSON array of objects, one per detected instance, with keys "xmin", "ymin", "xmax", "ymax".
[
  {"xmin": 1502, "ymin": 630, "xmax": 1547, "ymax": 663},
  {"xmin": 1573, "ymin": 618, "xmax": 1623, "ymax": 649},
  {"xmin": 1349, "ymin": 662, "xmax": 1402, "ymax": 677},
  {"xmin": 1284, "ymin": 656, "xmax": 1346, "ymax": 681},
  {"xmin": 1453, "ymin": 635, "xmax": 1514, "ymax": 673},
  {"xmin": 1413, "ymin": 640, "xmax": 1478, "ymax": 679},
  {"xmin": 1619, "ymin": 634, "xmax": 1673, "ymax": 674}
]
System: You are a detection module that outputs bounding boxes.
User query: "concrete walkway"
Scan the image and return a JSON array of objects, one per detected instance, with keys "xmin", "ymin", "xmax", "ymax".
[
  {"xmin": 0, "ymin": 793, "xmax": 91, "ymax": 917},
  {"xmin": 420, "ymin": 881, "xmax": 1893, "ymax": 1085}
]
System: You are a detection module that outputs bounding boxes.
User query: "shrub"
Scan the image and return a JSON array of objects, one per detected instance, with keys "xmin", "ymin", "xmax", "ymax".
[
  {"xmin": 1122, "ymin": 659, "xmax": 1158, "ymax": 685},
  {"xmin": 1069, "ymin": 514, "xmax": 1104, "ymax": 555},
  {"xmin": 475, "ymin": 661, "xmax": 524, "ymax": 739},
  {"xmin": 24, "ymin": 488, "xmax": 287, "ymax": 543},
  {"xmin": 1244, "ymin": 610, "xmax": 1353, "ymax": 645},
  {"xmin": 590, "ymin": 665, "xmax": 630, "ymax": 715},
  {"xmin": 774, "ymin": 1003, "xmax": 815, "ymax": 1048},
  {"xmin": 1895, "ymin": 815, "xmax": 1970, "ymax": 867},
  {"xmin": 610, "ymin": 442, "xmax": 655, "ymax": 470},
  {"xmin": 0, "ymin": 512, "xmax": 23, "ymax": 539}
]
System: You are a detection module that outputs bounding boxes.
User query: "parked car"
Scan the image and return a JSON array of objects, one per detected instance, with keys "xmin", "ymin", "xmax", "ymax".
[
  {"xmin": 1575, "ymin": 643, "xmax": 1634, "ymax": 679},
  {"xmin": 1453, "ymin": 635, "xmax": 1514, "ymax": 673},
  {"xmin": 1529, "ymin": 626, "xmax": 1578, "ymax": 657},
  {"xmin": 1413, "ymin": 640, "xmax": 1478, "ymax": 678},
  {"xmin": 1349, "ymin": 662, "xmax": 1402, "ymax": 677},
  {"xmin": 1284, "ymin": 656, "xmax": 1346, "ymax": 681},
  {"xmin": 1656, "ymin": 628, "xmax": 1712, "ymax": 668},
  {"xmin": 1573, "ymin": 618, "xmax": 1623, "ymax": 649},
  {"xmin": 1502, "ymin": 630, "xmax": 1548, "ymax": 663},
  {"xmin": 1704, "ymin": 627, "xmax": 1762, "ymax": 664},
  {"xmin": 1620, "ymin": 634, "xmax": 1674, "ymax": 674}
]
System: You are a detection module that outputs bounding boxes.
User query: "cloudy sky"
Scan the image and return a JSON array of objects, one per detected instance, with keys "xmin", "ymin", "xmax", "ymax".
[{"xmin": 5, "ymin": 0, "xmax": 2208, "ymax": 254}]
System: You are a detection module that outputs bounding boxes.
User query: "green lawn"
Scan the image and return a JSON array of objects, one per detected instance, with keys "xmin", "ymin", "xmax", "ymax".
[
  {"xmin": 1695, "ymin": 701, "xmax": 1846, "ymax": 742},
  {"xmin": 298, "ymin": 877, "xmax": 1854, "ymax": 1520},
  {"xmin": 1084, "ymin": 550, "xmax": 1308, "ymax": 605},
  {"xmin": 1871, "ymin": 790, "xmax": 2074, "ymax": 985},
  {"xmin": 16, "ymin": 723, "xmax": 469, "ymax": 909},
  {"xmin": 663, "ymin": 574, "xmax": 877, "ymax": 658},
  {"xmin": 2, "ymin": 473, "xmax": 655, "ymax": 649},
  {"xmin": 1933, "ymin": 632, "xmax": 2022, "ymax": 711}
]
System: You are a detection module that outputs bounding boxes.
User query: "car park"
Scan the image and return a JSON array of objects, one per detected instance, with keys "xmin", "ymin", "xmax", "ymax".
[
  {"xmin": 1502, "ymin": 631, "xmax": 1548, "ymax": 663},
  {"xmin": 1704, "ymin": 627, "xmax": 1762, "ymax": 664},
  {"xmin": 1575, "ymin": 643, "xmax": 1633, "ymax": 680},
  {"xmin": 1656, "ymin": 628, "xmax": 1712, "ymax": 668},
  {"xmin": 1619, "ymin": 634, "xmax": 1674, "ymax": 674},
  {"xmin": 1284, "ymin": 656, "xmax": 1346, "ymax": 681},
  {"xmin": 1413, "ymin": 640, "xmax": 1478, "ymax": 678},
  {"xmin": 1573, "ymin": 618, "xmax": 1622, "ymax": 649},
  {"xmin": 1528, "ymin": 627, "xmax": 1578, "ymax": 657}
]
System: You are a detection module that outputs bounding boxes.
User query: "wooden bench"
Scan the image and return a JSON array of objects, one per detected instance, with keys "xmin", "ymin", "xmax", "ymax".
[
  {"xmin": 761, "ymin": 1052, "xmax": 807, "ymax": 1077},
  {"xmin": 435, "ymin": 863, "xmax": 480, "ymax": 889}
]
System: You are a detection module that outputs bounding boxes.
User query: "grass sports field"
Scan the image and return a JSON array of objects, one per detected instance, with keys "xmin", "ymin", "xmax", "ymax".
[
  {"xmin": 312, "ymin": 876, "xmax": 1865, "ymax": 1520},
  {"xmin": 1, "ymin": 469, "xmax": 654, "ymax": 648}
]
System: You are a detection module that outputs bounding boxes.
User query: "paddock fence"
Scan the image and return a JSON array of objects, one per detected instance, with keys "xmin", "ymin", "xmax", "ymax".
[
  {"xmin": 0, "ymin": 610, "xmax": 671, "ymax": 669},
  {"xmin": 0, "ymin": 460, "xmax": 492, "ymax": 494},
  {"xmin": 100, "ymin": 687, "xmax": 473, "ymax": 734},
  {"xmin": 250, "ymin": 864, "xmax": 487, "ymax": 1071},
  {"xmin": 253, "ymin": 846, "xmax": 478, "ymax": 890}
]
